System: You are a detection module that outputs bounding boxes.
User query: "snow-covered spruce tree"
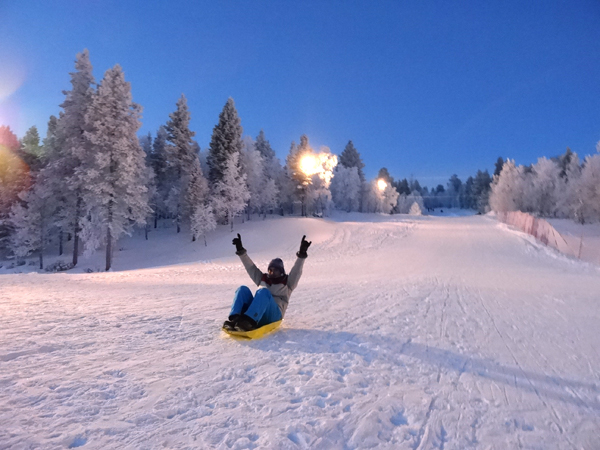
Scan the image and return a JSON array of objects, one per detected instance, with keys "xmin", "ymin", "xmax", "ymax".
[
  {"xmin": 212, "ymin": 151, "xmax": 250, "ymax": 231},
  {"xmin": 207, "ymin": 98, "xmax": 243, "ymax": 188},
  {"xmin": 165, "ymin": 95, "xmax": 197, "ymax": 233},
  {"xmin": 80, "ymin": 64, "xmax": 150, "ymax": 271},
  {"xmin": 186, "ymin": 157, "xmax": 209, "ymax": 241},
  {"xmin": 50, "ymin": 49, "xmax": 96, "ymax": 266},
  {"xmin": 330, "ymin": 165, "xmax": 361, "ymax": 212}
]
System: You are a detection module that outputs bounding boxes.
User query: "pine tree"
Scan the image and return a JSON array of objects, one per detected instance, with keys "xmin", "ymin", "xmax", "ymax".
[
  {"xmin": 80, "ymin": 64, "xmax": 150, "ymax": 271},
  {"xmin": 165, "ymin": 95, "xmax": 197, "ymax": 233},
  {"xmin": 207, "ymin": 98, "xmax": 243, "ymax": 188},
  {"xmin": 212, "ymin": 151, "xmax": 250, "ymax": 231}
]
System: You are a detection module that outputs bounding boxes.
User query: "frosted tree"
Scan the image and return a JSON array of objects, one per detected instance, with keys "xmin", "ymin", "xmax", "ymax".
[
  {"xmin": 529, "ymin": 157, "xmax": 561, "ymax": 217},
  {"xmin": 397, "ymin": 191, "xmax": 425, "ymax": 214},
  {"xmin": 207, "ymin": 98, "xmax": 243, "ymax": 188},
  {"xmin": 212, "ymin": 151, "xmax": 250, "ymax": 231},
  {"xmin": 80, "ymin": 64, "xmax": 150, "ymax": 271},
  {"xmin": 256, "ymin": 130, "xmax": 283, "ymax": 215},
  {"xmin": 19, "ymin": 126, "xmax": 45, "ymax": 173},
  {"xmin": 558, "ymin": 152, "xmax": 583, "ymax": 221},
  {"xmin": 472, "ymin": 170, "xmax": 492, "ymax": 213},
  {"xmin": 363, "ymin": 179, "xmax": 399, "ymax": 214},
  {"xmin": 0, "ymin": 125, "xmax": 30, "ymax": 248},
  {"xmin": 186, "ymin": 157, "xmax": 209, "ymax": 241},
  {"xmin": 338, "ymin": 140, "xmax": 365, "ymax": 182},
  {"xmin": 239, "ymin": 136, "xmax": 262, "ymax": 218},
  {"xmin": 330, "ymin": 165, "xmax": 361, "ymax": 212},
  {"xmin": 489, "ymin": 159, "xmax": 525, "ymax": 213},
  {"xmin": 165, "ymin": 95, "xmax": 197, "ymax": 233},
  {"xmin": 51, "ymin": 49, "xmax": 96, "ymax": 266},
  {"xmin": 409, "ymin": 201, "xmax": 423, "ymax": 215},
  {"xmin": 147, "ymin": 126, "xmax": 169, "ymax": 227},
  {"xmin": 191, "ymin": 204, "xmax": 216, "ymax": 246},
  {"xmin": 8, "ymin": 174, "xmax": 55, "ymax": 269},
  {"xmin": 575, "ymin": 151, "xmax": 600, "ymax": 223}
]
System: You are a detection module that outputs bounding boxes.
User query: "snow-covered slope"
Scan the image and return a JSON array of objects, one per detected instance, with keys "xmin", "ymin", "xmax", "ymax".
[{"xmin": 1, "ymin": 213, "xmax": 599, "ymax": 449}]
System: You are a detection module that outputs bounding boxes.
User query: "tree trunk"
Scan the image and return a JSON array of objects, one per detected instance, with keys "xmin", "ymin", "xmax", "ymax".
[
  {"xmin": 72, "ymin": 195, "xmax": 82, "ymax": 266},
  {"xmin": 106, "ymin": 201, "xmax": 113, "ymax": 271},
  {"xmin": 39, "ymin": 221, "xmax": 44, "ymax": 270},
  {"xmin": 106, "ymin": 226, "xmax": 112, "ymax": 271},
  {"xmin": 154, "ymin": 210, "xmax": 158, "ymax": 229},
  {"xmin": 58, "ymin": 230, "xmax": 63, "ymax": 256},
  {"xmin": 204, "ymin": 235, "xmax": 207, "ymax": 246},
  {"xmin": 176, "ymin": 202, "xmax": 181, "ymax": 233}
]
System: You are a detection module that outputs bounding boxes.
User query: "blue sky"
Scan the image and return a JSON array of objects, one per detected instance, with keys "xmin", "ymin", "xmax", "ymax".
[{"xmin": 1, "ymin": 0, "xmax": 599, "ymax": 187}]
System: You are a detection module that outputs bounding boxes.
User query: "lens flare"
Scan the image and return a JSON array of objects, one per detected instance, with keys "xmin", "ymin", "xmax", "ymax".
[
  {"xmin": 377, "ymin": 179, "xmax": 388, "ymax": 191},
  {"xmin": 0, "ymin": 62, "xmax": 26, "ymax": 102}
]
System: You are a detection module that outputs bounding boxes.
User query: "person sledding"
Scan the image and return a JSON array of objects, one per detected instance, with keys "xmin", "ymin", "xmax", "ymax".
[{"xmin": 223, "ymin": 234, "xmax": 311, "ymax": 332}]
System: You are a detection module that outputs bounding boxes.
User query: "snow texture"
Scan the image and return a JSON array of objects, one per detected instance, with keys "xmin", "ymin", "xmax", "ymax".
[{"xmin": 1, "ymin": 213, "xmax": 600, "ymax": 449}]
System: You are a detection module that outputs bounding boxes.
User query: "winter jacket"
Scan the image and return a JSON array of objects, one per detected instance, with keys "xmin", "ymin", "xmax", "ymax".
[{"xmin": 238, "ymin": 252, "xmax": 306, "ymax": 318}]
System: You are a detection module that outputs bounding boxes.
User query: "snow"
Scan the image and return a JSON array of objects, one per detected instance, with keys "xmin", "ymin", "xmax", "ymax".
[{"xmin": 1, "ymin": 213, "xmax": 600, "ymax": 449}]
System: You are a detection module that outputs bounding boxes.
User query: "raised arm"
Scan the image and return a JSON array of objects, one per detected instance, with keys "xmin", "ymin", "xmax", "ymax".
[
  {"xmin": 288, "ymin": 235, "xmax": 311, "ymax": 290},
  {"xmin": 233, "ymin": 233, "xmax": 263, "ymax": 286}
]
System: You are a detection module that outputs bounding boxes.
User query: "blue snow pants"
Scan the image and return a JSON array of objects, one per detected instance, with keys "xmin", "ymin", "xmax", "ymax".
[{"xmin": 229, "ymin": 285, "xmax": 282, "ymax": 327}]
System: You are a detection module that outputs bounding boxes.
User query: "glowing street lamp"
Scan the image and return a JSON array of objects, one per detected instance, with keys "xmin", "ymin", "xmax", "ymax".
[{"xmin": 377, "ymin": 178, "xmax": 387, "ymax": 191}]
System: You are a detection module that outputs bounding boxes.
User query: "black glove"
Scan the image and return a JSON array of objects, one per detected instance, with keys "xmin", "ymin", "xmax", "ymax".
[
  {"xmin": 232, "ymin": 233, "xmax": 246, "ymax": 255},
  {"xmin": 296, "ymin": 235, "xmax": 311, "ymax": 258}
]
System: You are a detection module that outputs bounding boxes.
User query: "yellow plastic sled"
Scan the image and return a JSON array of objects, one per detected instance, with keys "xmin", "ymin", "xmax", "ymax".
[{"xmin": 222, "ymin": 320, "xmax": 282, "ymax": 340}]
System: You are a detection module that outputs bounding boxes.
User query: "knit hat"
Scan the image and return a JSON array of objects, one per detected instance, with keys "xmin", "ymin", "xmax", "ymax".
[{"xmin": 268, "ymin": 258, "xmax": 285, "ymax": 274}]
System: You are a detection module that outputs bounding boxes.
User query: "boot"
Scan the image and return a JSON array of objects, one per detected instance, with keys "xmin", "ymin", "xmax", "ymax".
[
  {"xmin": 223, "ymin": 314, "xmax": 241, "ymax": 331},
  {"xmin": 235, "ymin": 315, "xmax": 258, "ymax": 332}
]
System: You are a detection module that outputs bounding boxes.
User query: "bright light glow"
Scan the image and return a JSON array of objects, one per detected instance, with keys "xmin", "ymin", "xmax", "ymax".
[
  {"xmin": 299, "ymin": 151, "xmax": 338, "ymax": 188},
  {"xmin": 300, "ymin": 154, "xmax": 318, "ymax": 176},
  {"xmin": 377, "ymin": 179, "xmax": 387, "ymax": 191}
]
